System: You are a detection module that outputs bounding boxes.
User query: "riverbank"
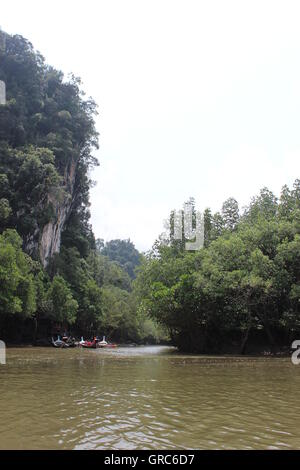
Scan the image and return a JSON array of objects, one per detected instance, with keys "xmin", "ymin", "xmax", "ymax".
[
  {"xmin": 2, "ymin": 341, "xmax": 292, "ymax": 357},
  {"xmin": 3, "ymin": 341, "xmax": 171, "ymax": 349}
]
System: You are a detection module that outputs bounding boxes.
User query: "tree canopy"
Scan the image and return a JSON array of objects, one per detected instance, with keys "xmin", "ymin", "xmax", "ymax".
[{"xmin": 134, "ymin": 180, "xmax": 300, "ymax": 353}]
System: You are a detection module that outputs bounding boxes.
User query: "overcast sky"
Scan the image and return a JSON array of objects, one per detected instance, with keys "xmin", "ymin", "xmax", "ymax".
[{"xmin": 2, "ymin": 1, "xmax": 300, "ymax": 251}]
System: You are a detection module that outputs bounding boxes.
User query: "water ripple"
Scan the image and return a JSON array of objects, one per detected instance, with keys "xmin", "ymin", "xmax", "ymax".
[{"xmin": 0, "ymin": 347, "xmax": 299, "ymax": 449}]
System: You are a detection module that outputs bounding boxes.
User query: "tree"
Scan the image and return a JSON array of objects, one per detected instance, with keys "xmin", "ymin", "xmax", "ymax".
[
  {"xmin": 135, "ymin": 185, "xmax": 300, "ymax": 353},
  {"xmin": 0, "ymin": 229, "xmax": 36, "ymax": 317},
  {"xmin": 222, "ymin": 197, "xmax": 239, "ymax": 231},
  {"xmin": 77, "ymin": 279, "xmax": 102, "ymax": 334},
  {"xmin": 0, "ymin": 198, "xmax": 11, "ymax": 224},
  {"xmin": 46, "ymin": 275, "xmax": 78, "ymax": 325},
  {"xmin": 101, "ymin": 239, "xmax": 141, "ymax": 278},
  {"xmin": 203, "ymin": 208, "xmax": 213, "ymax": 247},
  {"xmin": 211, "ymin": 212, "xmax": 224, "ymax": 240},
  {"xmin": 244, "ymin": 187, "xmax": 278, "ymax": 222},
  {"xmin": 101, "ymin": 286, "xmax": 139, "ymax": 342}
]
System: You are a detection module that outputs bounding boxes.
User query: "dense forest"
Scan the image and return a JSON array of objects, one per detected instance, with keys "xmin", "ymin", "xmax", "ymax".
[
  {"xmin": 135, "ymin": 186, "xmax": 300, "ymax": 353},
  {"xmin": 1, "ymin": 30, "xmax": 300, "ymax": 354},
  {"xmin": 0, "ymin": 30, "xmax": 164, "ymax": 345}
]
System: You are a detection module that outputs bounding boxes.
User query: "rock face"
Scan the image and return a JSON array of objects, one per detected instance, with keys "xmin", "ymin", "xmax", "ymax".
[
  {"xmin": 39, "ymin": 198, "xmax": 69, "ymax": 267},
  {"xmin": 38, "ymin": 158, "xmax": 77, "ymax": 267}
]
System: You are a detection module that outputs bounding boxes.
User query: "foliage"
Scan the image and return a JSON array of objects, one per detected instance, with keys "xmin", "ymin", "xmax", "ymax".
[
  {"xmin": 0, "ymin": 30, "xmax": 162, "ymax": 344},
  {"xmin": 135, "ymin": 179, "xmax": 300, "ymax": 353},
  {"xmin": 0, "ymin": 30, "xmax": 99, "ymax": 257},
  {"xmin": 100, "ymin": 239, "xmax": 141, "ymax": 278},
  {"xmin": 46, "ymin": 275, "xmax": 78, "ymax": 324},
  {"xmin": 0, "ymin": 229, "xmax": 36, "ymax": 317}
]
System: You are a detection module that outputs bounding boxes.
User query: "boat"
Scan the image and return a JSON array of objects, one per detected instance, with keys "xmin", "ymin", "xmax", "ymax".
[
  {"xmin": 62, "ymin": 336, "xmax": 76, "ymax": 347},
  {"xmin": 52, "ymin": 336, "xmax": 69, "ymax": 348},
  {"xmin": 97, "ymin": 336, "xmax": 117, "ymax": 349},
  {"xmin": 98, "ymin": 335, "xmax": 107, "ymax": 347},
  {"xmin": 80, "ymin": 337, "xmax": 98, "ymax": 349},
  {"xmin": 77, "ymin": 336, "xmax": 118, "ymax": 349},
  {"xmin": 77, "ymin": 336, "xmax": 86, "ymax": 347}
]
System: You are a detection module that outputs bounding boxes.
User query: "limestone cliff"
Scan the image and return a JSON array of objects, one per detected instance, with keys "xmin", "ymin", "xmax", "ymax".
[
  {"xmin": 38, "ymin": 158, "xmax": 77, "ymax": 267},
  {"xmin": 0, "ymin": 30, "xmax": 98, "ymax": 267}
]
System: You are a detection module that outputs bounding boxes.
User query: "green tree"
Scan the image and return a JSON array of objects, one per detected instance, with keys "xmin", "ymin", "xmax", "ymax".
[
  {"xmin": 101, "ymin": 239, "xmax": 141, "ymax": 278},
  {"xmin": 77, "ymin": 279, "xmax": 102, "ymax": 334},
  {"xmin": 222, "ymin": 197, "xmax": 239, "ymax": 231},
  {"xmin": 46, "ymin": 275, "xmax": 78, "ymax": 325},
  {"xmin": 0, "ymin": 229, "xmax": 36, "ymax": 317}
]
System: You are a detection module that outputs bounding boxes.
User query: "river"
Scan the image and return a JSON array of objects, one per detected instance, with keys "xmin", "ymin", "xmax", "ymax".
[{"xmin": 0, "ymin": 346, "xmax": 299, "ymax": 449}]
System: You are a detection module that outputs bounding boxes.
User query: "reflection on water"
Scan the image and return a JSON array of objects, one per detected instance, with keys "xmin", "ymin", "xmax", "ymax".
[{"xmin": 0, "ymin": 346, "xmax": 299, "ymax": 449}]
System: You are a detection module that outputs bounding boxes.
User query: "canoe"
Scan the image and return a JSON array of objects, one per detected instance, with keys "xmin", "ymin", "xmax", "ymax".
[
  {"xmin": 80, "ymin": 337, "xmax": 99, "ymax": 348},
  {"xmin": 78, "ymin": 336, "xmax": 118, "ymax": 349},
  {"xmin": 97, "ymin": 336, "xmax": 117, "ymax": 348},
  {"xmin": 52, "ymin": 337, "xmax": 69, "ymax": 348}
]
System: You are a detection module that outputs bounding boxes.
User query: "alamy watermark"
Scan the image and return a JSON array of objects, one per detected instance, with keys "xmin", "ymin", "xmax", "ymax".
[
  {"xmin": 165, "ymin": 202, "xmax": 204, "ymax": 251},
  {"xmin": 0, "ymin": 340, "xmax": 6, "ymax": 365},
  {"xmin": 0, "ymin": 80, "xmax": 6, "ymax": 105},
  {"xmin": 291, "ymin": 340, "xmax": 300, "ymax": 365}
]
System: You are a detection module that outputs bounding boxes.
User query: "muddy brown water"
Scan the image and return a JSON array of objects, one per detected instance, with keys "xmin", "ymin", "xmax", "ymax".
[{"xmin": 0, "ymin": 346, "xmax": 299, "ymax": 449}]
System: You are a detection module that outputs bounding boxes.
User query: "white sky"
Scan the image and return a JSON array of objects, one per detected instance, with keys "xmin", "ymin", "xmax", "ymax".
[{"xmin": 2, "ymin": 1, "xmax": 300, "ymax": 251}]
